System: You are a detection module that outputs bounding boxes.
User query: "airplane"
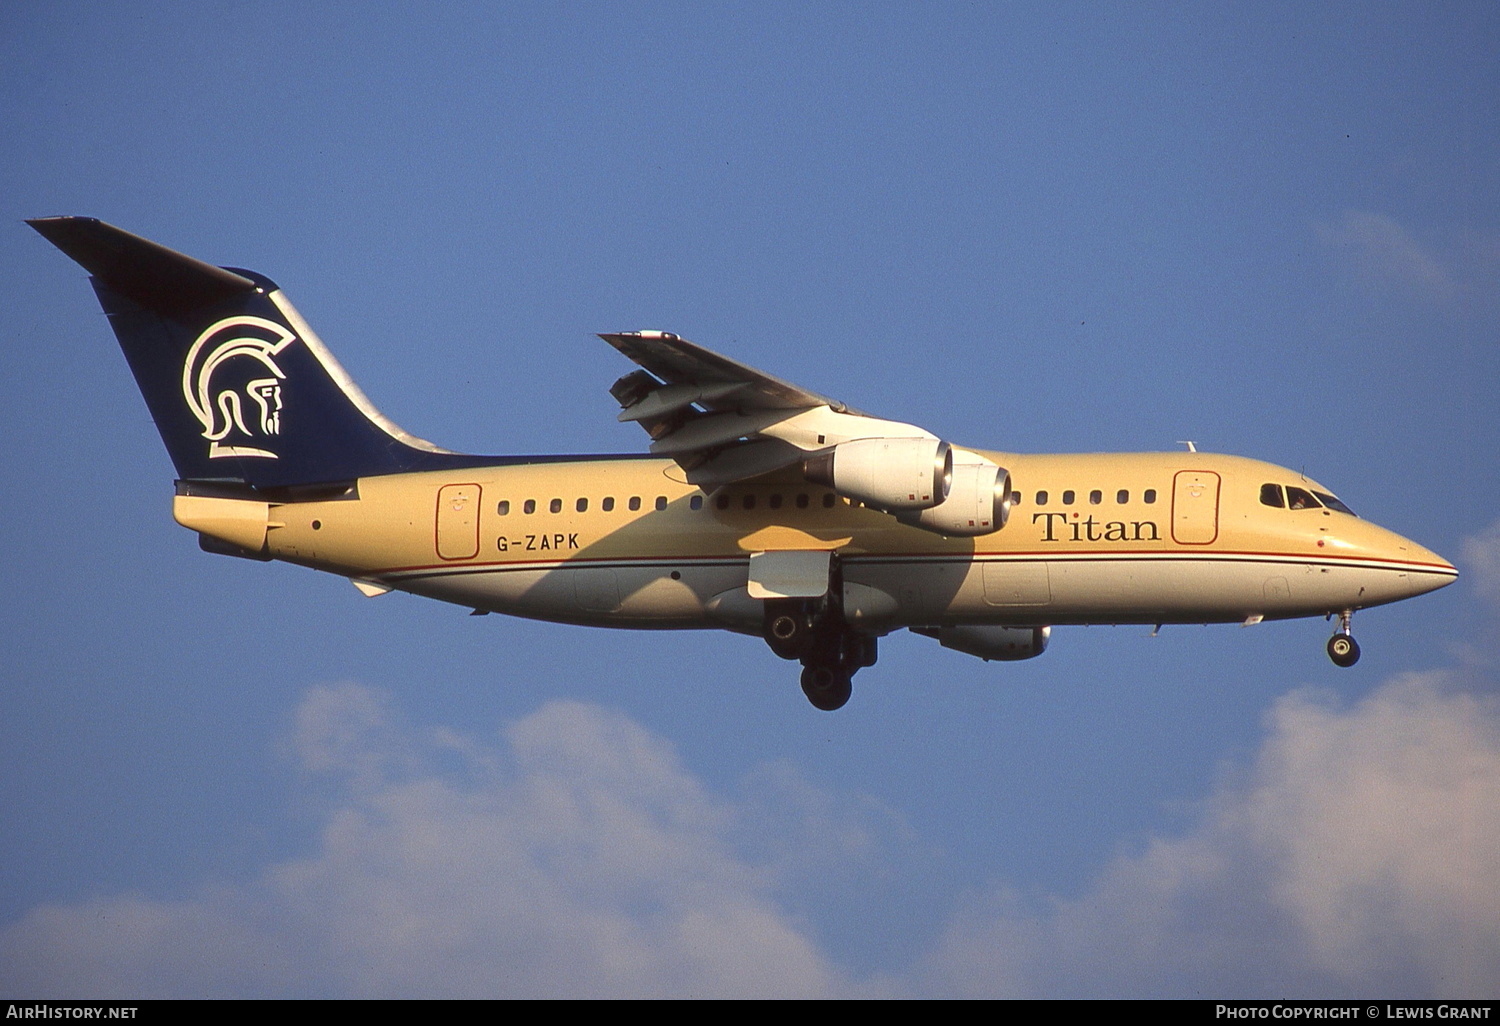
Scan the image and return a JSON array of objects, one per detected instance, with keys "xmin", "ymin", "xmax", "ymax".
[{"xmin": 29, "ymin": 216, "xmax": 1459, "ymax": 710}]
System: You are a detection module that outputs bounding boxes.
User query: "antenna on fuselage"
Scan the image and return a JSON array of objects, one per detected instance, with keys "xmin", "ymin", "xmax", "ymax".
[{"xmin": 1176, "ymin": 440, "xmax": 1197, "ymax": 453}]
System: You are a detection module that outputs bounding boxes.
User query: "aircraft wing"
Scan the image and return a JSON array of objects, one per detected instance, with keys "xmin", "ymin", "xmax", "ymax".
[
  {"xmin": 601, "ymin": 331, "xmax": 939, "ymax": 488},
  {"xmin": 601, "ymin": 331, "xmax": 850, "ymax": 414}
]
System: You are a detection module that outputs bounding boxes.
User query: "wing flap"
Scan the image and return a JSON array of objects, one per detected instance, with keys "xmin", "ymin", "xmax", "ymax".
[
  {"xmin": 617, "ymin": 381, "xmax": 750, "ymax": 423},
  {"xmin": 601, "ymin": 330, "xmax": 939, "ymax": 489},
  {"xmin": 647, "ymin": 409, "xmax": 797, "ymax": 456}
]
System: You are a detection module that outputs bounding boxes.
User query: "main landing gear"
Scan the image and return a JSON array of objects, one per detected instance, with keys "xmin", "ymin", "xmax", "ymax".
[
  {"xmin": 1327, "ymin": 609, "xmax": 1361, "ymax": 668},
  {"xmin": 798, "ymin": 631, "xmax": 878, "ymax": 711},
  {"xmin": 762, "ymin": 575, "xmax": 877, "ymax": 711}
]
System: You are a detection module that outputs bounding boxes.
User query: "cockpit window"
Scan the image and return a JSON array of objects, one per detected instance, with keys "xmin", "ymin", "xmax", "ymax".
[
  {"xmin": 1313, "ymin": 490, "xmax": 1357, "ymax": 516},
  {"xmin": 1262, "ymin": 482, "xmax": 1357, "ymax": 516},
  {"xmin": 1285, "ymin": 486, "xmax": 1320, "ymax": 510}
]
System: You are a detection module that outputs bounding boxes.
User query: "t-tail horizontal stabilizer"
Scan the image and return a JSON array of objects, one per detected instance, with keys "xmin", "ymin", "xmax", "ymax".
[{"xmin": 29, "ymin": 216, "xmax": 496, "ymax": 490}]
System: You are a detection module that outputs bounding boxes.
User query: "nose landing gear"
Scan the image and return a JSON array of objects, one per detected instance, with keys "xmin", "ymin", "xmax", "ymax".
[{"xmin": 1327, "ymin": 609, "xmax": 1361, "ymax": 667}]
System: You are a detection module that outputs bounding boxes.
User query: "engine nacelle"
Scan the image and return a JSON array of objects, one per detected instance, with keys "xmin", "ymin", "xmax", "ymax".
[
  {"xmin": 912, "ymin": 625, "xmax": 1050, "ymax": 662},
  {"xmin": 803, "ymin": 437, "xmax": 952, "ymax": 511},
  {"xmin": 897, "ymin": 463, "xmax": 1011, "ymax": 536}
]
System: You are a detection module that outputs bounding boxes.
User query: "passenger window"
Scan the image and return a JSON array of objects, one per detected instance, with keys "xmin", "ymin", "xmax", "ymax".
[
  {"xmin": 1260, "ymin": 483, "xmax": 1285, "ymax": 508},
  {"xmin": 716, "ymin": 494, "xmax": 730, "ymax": 510},
  {"xmin": 1035, "ymin": 490, "xmax": 1048, "ymax": 506},
  {"xmin": 629, "ymin": 496, "xmax": 641, "ymax": 511},
  {"xmin": 602, "ymin": 496, "xmax": 615, "ymax": 512},
  {"xmin": 1116, "ymin": 489, "xmax": 1129, "ymax": 504},
  {"xmin": 549, "ymin": 498, "xmax": 562, "ymax": 514},
  {"xmin": 822, "ymin": 494, "xmax": 836, "ymax": 508},
  {"xmin": 796, "ymin": 493, "xmax": 809, "ymax": 509},
  {"xmin": 742, "ymin": 495, "xmax": 756, "ymax": 510},
  {"xmin": 769, "ymin": 493, "xmax": 783, "ymax": 510},
  {"xmin": 1089, "ymin": 489, "xmax": 1102, "ymax": 505},
  {"xmin": 1143, "ymin": 489, "xmax": 1157, "ymax": 504},
  {"xmin": 1285, "ymin": 486, "xmax": 1320, "ymax": 511},
  {"xmin": 690, "ymin": 494, "xmax": 703, "ymax": 511},
  {"xmin": 1011, "ymin": 491, "xmax": 1021, "ymax": 506},
  {"xmin": 576, "ymin": 497, "xmax": 588, "ymax": 513},
  {"xmin": 1062, "ymin": 490, "xmax": 1075, "ymax": 505},
  {"xmin": 497, "ymin": 500, "xmax": 510, "ymax": 515},
  {"xmin": 655, "ymin": 496, "xmax": 667, "ymax": 511},
  {"xmin": 523, "ymin": 499, "xmax": 536, "ymax": 515}
]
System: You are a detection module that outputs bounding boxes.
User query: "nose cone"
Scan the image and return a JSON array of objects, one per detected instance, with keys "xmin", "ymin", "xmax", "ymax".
[
  {"xmin": 1334, "ymin": 517, "xmax": 1459, "ymax": 607},
  {"xmin": 1391, "ymin": 533, "xmax": 1459, "ymax": 598}
]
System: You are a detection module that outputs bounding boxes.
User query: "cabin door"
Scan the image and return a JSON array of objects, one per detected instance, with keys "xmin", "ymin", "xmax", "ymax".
[
  {"xmin": 436, "ymin": 483, "xmax": 482, "ymax": 560},
  {"xmin": 1171, "ymin": 471, "xmax": 1220, "ymax": 545}
]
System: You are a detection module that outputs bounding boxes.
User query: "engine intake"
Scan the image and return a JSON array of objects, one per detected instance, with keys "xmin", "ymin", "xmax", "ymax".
[{"xmin": 898, "ymin": 463, "xmax": 1011, "ymax": 536}]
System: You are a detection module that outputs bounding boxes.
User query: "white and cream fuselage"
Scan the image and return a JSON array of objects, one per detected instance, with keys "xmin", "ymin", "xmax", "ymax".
[
  {"xmin": 179, "ymin": 449, "xmax": 1454, "ymax": 636},
  {"xmin": 30, "ymin": 216, "xmax": 1457, "ymax": 710}
]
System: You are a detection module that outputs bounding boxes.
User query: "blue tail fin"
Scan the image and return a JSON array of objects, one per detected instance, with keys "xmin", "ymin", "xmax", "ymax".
[{"xmin": 30, "ymin": 217, "xmax": 488, "ymax": 489}]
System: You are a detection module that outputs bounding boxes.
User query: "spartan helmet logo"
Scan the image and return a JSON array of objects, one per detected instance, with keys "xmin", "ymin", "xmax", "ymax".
[{"xmin": 182, "ymin": 315, "xmax": 298, "ymax": 459}]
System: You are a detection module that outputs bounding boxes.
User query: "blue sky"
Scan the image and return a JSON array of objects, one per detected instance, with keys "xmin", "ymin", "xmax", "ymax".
[{"xmin": 2, "ymin": 1, "xmax": 1497, "ymax": 997}]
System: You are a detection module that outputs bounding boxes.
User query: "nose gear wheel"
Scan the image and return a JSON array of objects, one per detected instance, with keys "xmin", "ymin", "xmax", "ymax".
[{"xmin": 1327, "ymin": 609, "xmax": 1361, "ymax": 667}]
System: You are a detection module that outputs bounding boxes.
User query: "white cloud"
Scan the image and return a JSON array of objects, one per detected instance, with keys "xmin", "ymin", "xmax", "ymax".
[
  {"xmin": 0, "ymin": 686, "xmax": 873, "ymax": 998},
  {"xmin": 6, "ymin": 655, "xmax": 1499, "ymax": 997},
  {"xmin": 924, "ymin": 518, "xmax": 1500, "ymax": 996},
  {"xmin": 920, "ymin": 672, "xmax": 1500, "ymax": 997},
  {"xmin": 1315, "ymin": 210, "xmax": 1459, "ymax": 304}
]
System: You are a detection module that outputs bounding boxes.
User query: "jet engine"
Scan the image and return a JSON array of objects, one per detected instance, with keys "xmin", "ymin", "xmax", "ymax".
[
  {"xmin": 803, "ymin": 437, "xmax": 952, "ymax": 510},
  {"xmin": 897, "ymin": 462, "xmax": 1011, "ymax": 536},
  {"xmin": 911, "ymin": 625, "xmax": 1050, "ymax": 661}
]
